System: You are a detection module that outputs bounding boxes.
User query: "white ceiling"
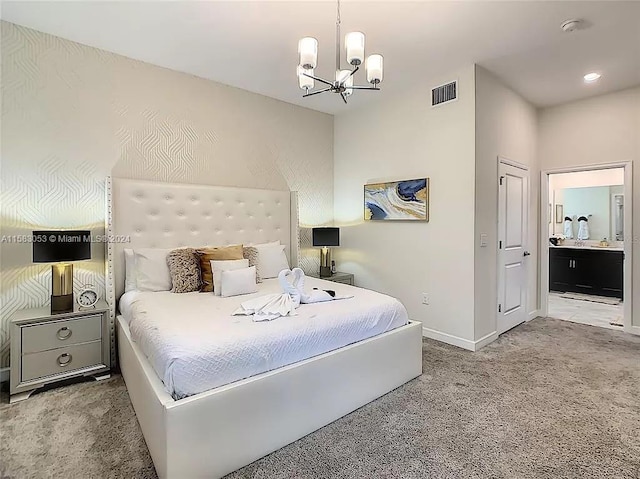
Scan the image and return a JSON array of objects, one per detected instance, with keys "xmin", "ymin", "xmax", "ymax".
[{"xmin": 1, "ymin": 1, "xmax": 639, "ymax": 115}]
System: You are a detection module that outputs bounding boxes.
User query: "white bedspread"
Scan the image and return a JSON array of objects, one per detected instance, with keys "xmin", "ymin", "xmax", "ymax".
[{"xmin": 118, "ymin": 277, "xmax": 408, "ymax": 399}]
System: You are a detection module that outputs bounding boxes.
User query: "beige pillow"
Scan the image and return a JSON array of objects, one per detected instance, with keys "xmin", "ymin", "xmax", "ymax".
[
  {"xmin": 196, "ymin": 245, "xmax": 244, "ymax": 292},
  {"xmin": 167, "ymin": 248, "xmax": 201, "ymax": 293}
]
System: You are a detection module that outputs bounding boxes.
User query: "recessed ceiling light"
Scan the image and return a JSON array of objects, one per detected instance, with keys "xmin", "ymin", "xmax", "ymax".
[
  {"xmin": 584, "ymin": 72, "xmax": 601, "ymax": 83},
  {"xmin": 561, "ymin": 19, "xmax": 583, "ymax": 33}
]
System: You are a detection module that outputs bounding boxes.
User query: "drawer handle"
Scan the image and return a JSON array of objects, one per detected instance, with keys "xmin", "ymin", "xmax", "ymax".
[
  {"xmin": 57, "ymin": 327, "xmax": 72, "ymax": 340},
  {"xmin": 57, "ymin": 353, "xmax": 72, "ymax": 367}
]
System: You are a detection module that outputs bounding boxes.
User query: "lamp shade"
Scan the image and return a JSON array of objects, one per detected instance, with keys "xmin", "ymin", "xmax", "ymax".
[
  {"xmin": 366, "ymin": 54, "xmax": 383, "ymax": 84},
  {"xmin": 298, "ymin": 37, "xmax": 318, "ymax": 70},
  {"xmin": 32, "ymin": 230, "xmax": 91, "ymax": 263},
  {"xmin": 345, "ymin": 31, "xmax": 365, "ymax": 66},
  {"xmin": 337, "ymin": 70, "xmax": 354, "ymax": 97},
  {"xmin": 312, "ymin": 227, "xmax": 340, "ymax": 247},
  {"xmin": 298, "ymin": 66, "xmax": 314, "ymax": 90}
]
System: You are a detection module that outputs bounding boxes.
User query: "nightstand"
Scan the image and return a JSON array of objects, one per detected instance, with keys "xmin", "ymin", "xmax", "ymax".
[
  {"xmin": 315, "ymin": 271, "xmax": 354, "ymax": 286},
  {"xmin": 9, "ymin": 300, "xmax": 111, "ymax": 403}
]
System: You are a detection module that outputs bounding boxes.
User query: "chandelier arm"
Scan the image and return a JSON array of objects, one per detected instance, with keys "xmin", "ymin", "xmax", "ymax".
[
  {"xmin": 302, "ymin": 72, "xmax": 335, "ymax": 87},
  {"xmin": 340, "ymin": 92, "xmax": 348, "ymax": 104},
  {"xmin": 349, "ymin": 85, "xmax": 381, "ymax": 90},
  {"xmin": 346, "ymin": 66, "xmax": 360, "ymax": 79},
  {"xmin": 302, "ymin": 87, "xmax": 334, "ymax": 98}
]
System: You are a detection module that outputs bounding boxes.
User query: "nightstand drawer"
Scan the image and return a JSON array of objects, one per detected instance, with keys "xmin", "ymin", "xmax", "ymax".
[
  {"xmin": 22, "ymin": 314, "xmax": 102, "ymax": 353},
  {"xmin": 330, "ymin": 276, "xmax": 353, "ymax": 285},
  {"xmin": 22, "ymin": 341, "xmax": 103, "ymax": 382}
]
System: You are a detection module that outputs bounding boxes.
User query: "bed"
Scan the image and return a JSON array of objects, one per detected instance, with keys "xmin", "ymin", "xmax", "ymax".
[{"xmin": 107, "ymin": 177, "xmax": 423, "ymax": 478}]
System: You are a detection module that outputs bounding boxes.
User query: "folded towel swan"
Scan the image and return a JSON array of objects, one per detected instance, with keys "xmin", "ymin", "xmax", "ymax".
[{"xmin": 233, "ymin": 268, "xmax": 353, "ymax": 321}]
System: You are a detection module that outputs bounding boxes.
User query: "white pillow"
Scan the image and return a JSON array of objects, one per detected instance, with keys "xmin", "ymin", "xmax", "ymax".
[
  {"xmin": 220, "ymin": 267, "xmax": 257, "ymax": 298},
  {"xmin": 134, "ymin": 248, "xmax": 172, "ymax": 292},
  {"xmin": 254, "ymin": 243, "xmax": 289, "ymax": 280},
  {"xmin": 124, "ymin": 249, "xmax": 136, "ymax": 292},
  {"xmin": 210, "ymin": 259, "xmax": 249, "ymax": 296}
]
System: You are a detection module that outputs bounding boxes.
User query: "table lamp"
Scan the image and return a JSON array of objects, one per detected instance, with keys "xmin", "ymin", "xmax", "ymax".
[
  {"xmin": 312, "ymin": 227, "xmax": 340, "ymax": 278},
  {"xmin": 33, "ymin": 230, "xmax": 91, "ymax": 314}
]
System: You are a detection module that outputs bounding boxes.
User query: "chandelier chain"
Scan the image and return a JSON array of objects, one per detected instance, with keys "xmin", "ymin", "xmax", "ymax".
[{"xmin": 335, "ymin": 0, "xmax": 341, "ymax": 73}]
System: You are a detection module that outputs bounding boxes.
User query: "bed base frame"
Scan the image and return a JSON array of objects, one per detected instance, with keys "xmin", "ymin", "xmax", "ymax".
[{"xmin": 118, "ymin": 315, "xmax": 423, "ymax": 478}]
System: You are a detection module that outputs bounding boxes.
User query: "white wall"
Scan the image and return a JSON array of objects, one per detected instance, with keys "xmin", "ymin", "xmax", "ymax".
[
  {"xmin": 474, "ymin": 66, "xmax": 539, "ymax": 340},
  {"xmin": 334, "ymin": 65, "xmax": 477, "ymax": 343},
  {"xmin": 549, "ymin": 169, "xmax": 624, "ymax": 190},
  {"xmin": 0, "ymin": 22, "xmax": 334, "ymax": 367},
  {"xmin": 538, "ymin": 86, "xmax": 640, "ymax": 327}
]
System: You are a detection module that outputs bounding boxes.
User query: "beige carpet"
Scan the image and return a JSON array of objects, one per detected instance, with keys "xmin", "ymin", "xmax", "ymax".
[{"xmin": 1, "ymin": 318, "xmax": 639, "ymax": 478}]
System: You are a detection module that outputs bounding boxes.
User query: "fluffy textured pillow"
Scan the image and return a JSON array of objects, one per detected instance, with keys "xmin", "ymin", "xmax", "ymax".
[
  {"xmin": 220, "ymin": 266, "xmax": 257, "ymax": 297},
  {"xmin": 243, "ymin": 243, "xmax": 289, "ymax": 281},
  {"xmin": 134, "ymin": 248, "xmax": 173, "ymax": 292},
  {"xmin": 196, "ymin": 244, "xmax": 244, "ymax": 292},
  {"xmin": 211, "ymin": 259, "xmax": 249, "ymax": 296},
  {"xmin": 167, "ymin": 248, "xmax": 201, "ymax": 293}
]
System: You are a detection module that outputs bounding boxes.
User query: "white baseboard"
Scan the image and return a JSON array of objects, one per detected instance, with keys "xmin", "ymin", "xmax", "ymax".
[
  {"xmin": 422, "ymin": 327, "xmax": 498, "ymax": 352},
  {"xmin": 528, "ymin": 310, "xmax": 541, "ymax": 321},
  {"xmin": 627, "ymin": 325, "xmax": 640, "ymax": 336},
  {"xmin": 0, "ymin": 367, "xmax": 9, "ymax": 384},
  {"xmin": 474, "ymin": 331, "xmax": 499, "ymax": 350}
]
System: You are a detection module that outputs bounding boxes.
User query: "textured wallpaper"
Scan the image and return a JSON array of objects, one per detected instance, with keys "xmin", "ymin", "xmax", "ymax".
[{"xmin": 0, "ymin": 22, "xmax": 334, "ymax": 368}]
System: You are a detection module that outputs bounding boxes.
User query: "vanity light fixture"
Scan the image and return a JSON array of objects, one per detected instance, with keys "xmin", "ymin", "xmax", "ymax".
[{"xmin": 583, "ymin": 72, "xmax": 601, "ymax": 83}]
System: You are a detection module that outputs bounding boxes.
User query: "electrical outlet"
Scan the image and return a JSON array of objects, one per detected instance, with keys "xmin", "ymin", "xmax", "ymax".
[{"xmin": 422, "ymin": 293, "xmax": 430, "ymax": 305}]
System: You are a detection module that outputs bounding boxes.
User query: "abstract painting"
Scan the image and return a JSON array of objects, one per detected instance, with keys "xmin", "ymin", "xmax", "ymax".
[{"xmin": 364, "ymin": 178, "xmax": 429, "ymax": 221}]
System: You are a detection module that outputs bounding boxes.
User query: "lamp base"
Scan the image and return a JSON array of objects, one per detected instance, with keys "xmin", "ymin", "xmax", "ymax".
[
  {"xmin": 319, "ymin": 247, "xmax": 333, "ymax": 278},
  {"xmin": 319, "ymin": 266, "xmax": 333, "ymax": 278},
  {"xmin": 51, "ymin": 263, "xmax": 74, "ymax": 314},
  {"xmin": 51, "ymin": 294, "xmax": 73, "ymax": 314}
]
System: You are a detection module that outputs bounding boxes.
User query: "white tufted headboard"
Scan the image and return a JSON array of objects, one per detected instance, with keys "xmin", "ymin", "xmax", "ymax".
[{"xmin": 105, "ymin": 176, "xmax": 299, "ymax": 313}]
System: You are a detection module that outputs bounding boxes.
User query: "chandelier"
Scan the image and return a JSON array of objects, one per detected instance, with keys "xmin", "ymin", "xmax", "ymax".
[{"xmin": 296, "ymin": 0, "xmax": 384, "ymax": 104}]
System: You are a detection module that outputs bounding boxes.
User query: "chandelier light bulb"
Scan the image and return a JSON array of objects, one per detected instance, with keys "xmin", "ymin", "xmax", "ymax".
[
  {"xmin": 298, "ymin": 66, "xmax": 314, "ymax": 90},
  {"xmin": 298, "ymin": 37, "xmax": 318, "ymax": 70},
  {"xmin": 345, "ymin": 32, "xmax": 365, "ymax": 66},
  {"xmin": 366, "ymin": 54, "xmax": 383, "ymax": 84}
]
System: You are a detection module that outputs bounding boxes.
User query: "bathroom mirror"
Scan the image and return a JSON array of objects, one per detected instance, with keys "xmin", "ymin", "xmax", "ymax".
[{"xmin": 553, "ymin": 186, "xmax": 623, "ymax": 241}]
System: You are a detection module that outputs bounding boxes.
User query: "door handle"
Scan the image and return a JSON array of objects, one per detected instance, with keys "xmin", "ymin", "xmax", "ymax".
[{"xmin": 523, "ymin": 251, "xmax": 531, "ymax": 257}]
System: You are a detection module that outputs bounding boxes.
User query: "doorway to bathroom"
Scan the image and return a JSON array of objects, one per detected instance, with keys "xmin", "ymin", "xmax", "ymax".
[{"xmin": 540, "ymin": 164, "xmax": 632, "ymax": 332}]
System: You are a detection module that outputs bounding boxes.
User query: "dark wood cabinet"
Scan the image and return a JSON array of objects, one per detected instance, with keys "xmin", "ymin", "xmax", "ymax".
[{"xmin": 549, "ymin": 247, "xmax": 623, "ymax": 299}]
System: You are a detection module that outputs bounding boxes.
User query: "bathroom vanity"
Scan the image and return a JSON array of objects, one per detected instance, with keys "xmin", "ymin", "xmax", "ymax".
[{"xmin": 549, "ymin": 246, "xmax": 623, "ymax": 299}]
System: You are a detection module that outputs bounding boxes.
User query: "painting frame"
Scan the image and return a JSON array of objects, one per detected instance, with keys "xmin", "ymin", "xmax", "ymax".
[{"xmin": 364, "ymin": 178, "xmax": 429, "ymax": 221}]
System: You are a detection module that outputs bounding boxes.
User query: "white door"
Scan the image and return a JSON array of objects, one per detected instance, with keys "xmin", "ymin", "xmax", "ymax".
[{"xmin": 497, "ymin": 160, "xmax": 529, "ymax": 334}]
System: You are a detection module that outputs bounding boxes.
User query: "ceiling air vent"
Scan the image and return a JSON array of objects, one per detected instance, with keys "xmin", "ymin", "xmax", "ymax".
[{"xmin": 431, "ymin": 81, "xmax": 457, "ymax": 106}]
